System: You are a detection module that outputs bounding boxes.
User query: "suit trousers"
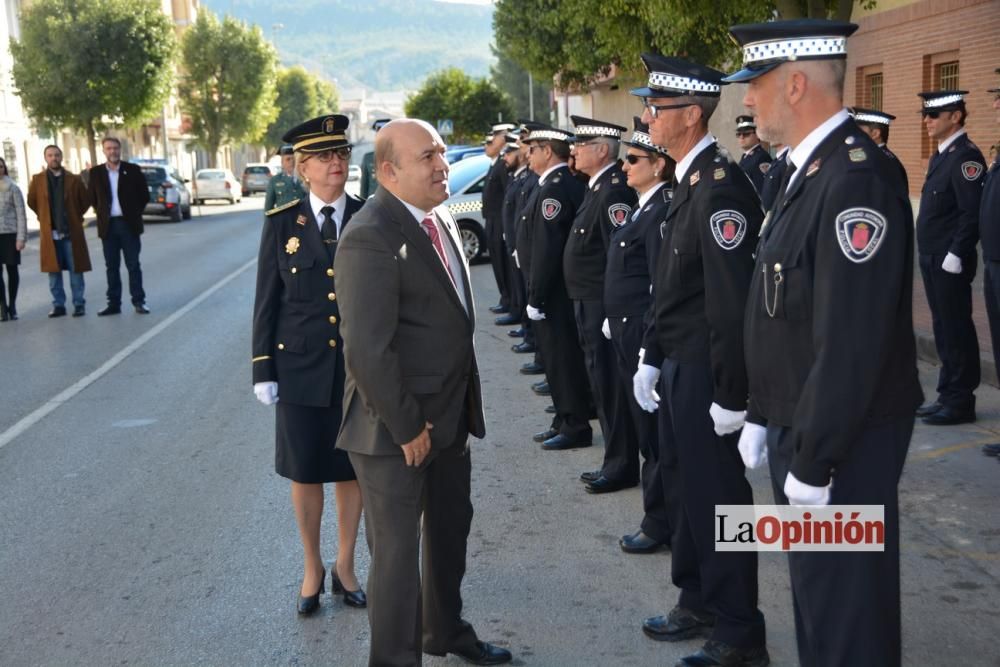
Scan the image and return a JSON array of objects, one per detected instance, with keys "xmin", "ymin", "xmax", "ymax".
[
  {"xmin": 660, "ymin": 357, "xmax": 765, "ymax": 649},
  {"xmin": 575, "ymin": 300, "xmax": 638, "ymax": 482},
  {"xmin": 610, "ymin": 315, "xmax": 670, "ymax": 542},
  {"xmin": 486, "ymin": 217, "xmax": 510, "ymax": 308},
  {"xmin": 349, "ymin": 434, "xmax": 479, "ymax": 667},
  {"xmin": 533, "ymin": 288, "xmax": 592, "ymax": 440},
  {"xmin": 766, "ymin": 417, "xmax": 912, "ymax": 667},
  {"xmin": 103, "ymin": 217, "xmax": 145, "ymax": 307},
  {"xmin": 919, "ymin": 253, "xmax": 980, "ymax": 411},
  {"xmin": 983, "ymin": 261, "xmax": 1000, "ymax": 379}
]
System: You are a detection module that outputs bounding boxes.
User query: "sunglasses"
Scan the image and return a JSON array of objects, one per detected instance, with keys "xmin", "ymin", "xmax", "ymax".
[
  {"xmin": 643, "ymin": 99, "xmax": 694, "ymax": 118},
  {"xmin": 736, "ymin": 131, "xmax": 755, "ymax": 137},
  {"xmin": 624, "ymin": 154, "xmax": 652, "ymax": 165},
  {"xmin": 922, "ymin": 111, "xmax": 942, "ymax": 119},
  {"xmin": 303, "ymin": 147, "xmax": 352, "ymax": 163}
]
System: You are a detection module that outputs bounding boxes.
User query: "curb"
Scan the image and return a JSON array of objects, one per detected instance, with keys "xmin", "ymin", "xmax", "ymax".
[{"xmin": 914, "ymin": 331, "xmax": 998, "ymax": 389}]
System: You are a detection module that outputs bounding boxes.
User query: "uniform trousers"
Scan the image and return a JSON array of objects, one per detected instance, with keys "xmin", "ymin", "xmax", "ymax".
[
  {"xmin": 575, "ymin": 299, "xmax": 637, "ymax": 481},
  {"xmin": 659, "ymin": 357, "xmax": 765, "ymax": 649},
  {"xmin": 919, "ymin": 253, "xmax": 980, "ymax": 411},
  {"xmin": 508, "ymin": 259, "xmax": 535, "ymax": 347},
  {"xmin": 533, "ymin": 288, "xmax": 592, "ymax": 440},
  {"xmin": 348, "ymin": 434, "xmax": 480, "ymax": 667},
  {"xmin": 486, "ymin": 217, "xmax": 510, "ymax": 309},
  {"xmin": 983, "ymin": 260, "xmax": 1000, "ymax": 378},
  {"xmin": 766, "ymin": 417, "xmax": 912, "ymax": 667},
  {"xmin": 610, "ymin": 315, "xmax": 670, "ymax": 542}
]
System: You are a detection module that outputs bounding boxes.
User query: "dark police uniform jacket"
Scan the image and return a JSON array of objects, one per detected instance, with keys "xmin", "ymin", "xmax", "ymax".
[
  {"xmin": 981, "ymin": 151, "xmax": 1000, "ymax": 261},
  {"xmin": 745, "ymin": 120, "xmax": 923, "ymax": 487},
  {"xmin": 916, "ymin": 132, "xmax": 986, "ymax": 258},
  {"xmin": 252, "ymin": 194, "xmax": 365, "ymax": 407},
  {"xmin": 604, "ymin": 183, "xmax": 671, "ymax": 318},
  {"xmin": 642, "ymin": 142, "xmax": 762, "ymax": 411},
  {"xmin": 759, "ymin": 151, "xmax": 788, "ymax": 213},
  {"xmin": 514, "ymin": 180, "xmax": 542, "ymax": 279},
  {"xmin": 563, "ymin": 163, "xmax": 637, "ymax": 302},
  {"xmin": 264, "ymin": 172, "xmax": 306, "ymax": 212},
  {"xmin": 481, "ymin": 157, "xmax": 510, "ymax": 227},
  {"xmin": 527, "ymin": 165, "xmax": 586, "ymax": 309},
  {"xmin": 880, "ymin": 144, "xmax": 909, "ymax": 195},
  {"xmin": 739, "ymin": 143, "xmax": 773, "ymax": 194},
  {"xmin": 501, "ymin": 167, "xmax": 532, "ymax": 255}
]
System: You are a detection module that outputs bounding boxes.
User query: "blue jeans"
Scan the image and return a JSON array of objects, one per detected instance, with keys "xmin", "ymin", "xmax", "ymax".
[
  {"xmin": 102, "ymin": 217, "xmax": 145, "ymax": 307},
  {"xmin": 49, "ymin": 237, "xmax": 85, "ymax": 308}
]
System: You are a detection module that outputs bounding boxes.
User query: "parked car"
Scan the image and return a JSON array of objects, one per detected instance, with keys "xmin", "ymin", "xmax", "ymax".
[
  {"xmin": 347, "ymin": 165, "xmax": 362, "ymax": 181},
  {"xmin": 443, "ymin": 154, "xmax": 490, "ymax": 262},
  {"xmin": 135, "ymin": 161, "xmax": 192, "ymax": 222},
  {"xmin": 445, "ymin": 145, "xmax": 486, "ymax": 164},
  {"xmin": 241, "ymin": 163, "xmax": 276, "ymax": 196},
  {"xmin": 194, "ymin": 169, "xmax": 242, "ymax": 205}
]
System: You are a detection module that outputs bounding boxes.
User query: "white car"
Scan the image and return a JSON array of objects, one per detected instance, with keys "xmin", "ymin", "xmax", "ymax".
[
  {"xmin": 347, "ymin": 165, "xmax": 362, "ymax": 182},
  {"xmin": 193, "ymin": 169, "xmax": 242, "ymax": 205},
  {"xmin": 443, "ymin": 154, "xmax": 490, "ymax": 262}
]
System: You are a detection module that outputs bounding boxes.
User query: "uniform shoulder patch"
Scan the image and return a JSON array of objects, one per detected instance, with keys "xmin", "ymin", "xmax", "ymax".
[
  {"xmin": 608, "ymin": 203, "xmax": 631, "ymax": 227},
  {"xmin": 709, "ymin": 210, "xmax": 748, "ymax": 250},
  {"xmin": 713, "ymin": 167, "xmax": 726, "ymax": 181},
  {"xmin": 541, "ymin": 198, "xmax": 562, "ymax": 220},
  {"xmin": 962, "ymin": 161, "xmax": 984, "ymax": 181},
  {"xmin": 835, "ymin": 207, "xmax": 887, "ymax": 263},
  {"xmin": 848, "ymin": 148, "xmax": 867, "ymax": 163},
  {"xmin": 266, "ymin": 198, "xmax": 300, "ymax": 216}
]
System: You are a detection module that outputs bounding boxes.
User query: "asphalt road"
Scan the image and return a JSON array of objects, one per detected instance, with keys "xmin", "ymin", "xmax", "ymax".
[{"xmin": 0, "ymin": 199, "xmax": 998, "ymax": 666}]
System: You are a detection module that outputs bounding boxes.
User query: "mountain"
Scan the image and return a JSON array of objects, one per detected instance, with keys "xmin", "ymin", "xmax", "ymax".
[{"xmin": 202, "ymin": 0, "xmax": 496, "ymax": 92}]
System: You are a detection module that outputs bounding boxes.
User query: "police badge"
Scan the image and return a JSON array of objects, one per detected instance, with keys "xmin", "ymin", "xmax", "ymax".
[
  {"xmin": 608, "ymin": 203, "xmax": 632, "ymax": 227},
  {"xmin": 285, "ymin": 237, "xmax": 300, "ymax": 254}
]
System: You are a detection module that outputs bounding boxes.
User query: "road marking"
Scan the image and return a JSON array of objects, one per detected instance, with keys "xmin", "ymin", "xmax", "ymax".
[
  {"xmin": 0, "ymin": 257, "xmax": 258, "ymax": 451},
  {"xmin": 910, "ymin": 437, "xmax": 1000, "ymax": 461}
]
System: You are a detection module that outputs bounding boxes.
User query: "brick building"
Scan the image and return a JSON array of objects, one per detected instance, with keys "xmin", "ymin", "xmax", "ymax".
[{"xmin": 846, "ymin": 0, "xmax": 1000, "ymax": 197}]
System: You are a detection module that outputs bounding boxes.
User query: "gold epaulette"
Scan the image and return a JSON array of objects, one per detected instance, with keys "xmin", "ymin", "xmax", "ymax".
[{"xmin": 266, "ymin": 198, "xmax": 301, "ymax": 216}]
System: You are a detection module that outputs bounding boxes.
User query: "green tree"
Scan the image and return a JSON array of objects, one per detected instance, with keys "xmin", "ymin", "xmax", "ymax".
[
  {"xmin": 263, "ymin": 66, "xmax": 340, "ymax": 155},
  {"xmin": 491, "ymin": 47, "xmax": 551, "ymax": 122},
  {"xmin": 405, "ymin": 68, "xmax": 513, "ymax": 144},
  {"xmin": 10, "ymin": 0, "xmax": 175, "ymax": 164},
  {"xmin": 178, "ymin": 11, "xmax": 279, "ymax": 166}
]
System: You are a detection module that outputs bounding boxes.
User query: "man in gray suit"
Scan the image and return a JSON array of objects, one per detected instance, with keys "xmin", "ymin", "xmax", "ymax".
[{"xmin": 334, "ymin": 119, "xmax": 512, "ymax": 667}]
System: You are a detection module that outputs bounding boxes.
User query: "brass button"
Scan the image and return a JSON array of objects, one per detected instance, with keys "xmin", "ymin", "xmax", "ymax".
[
  {"xmin": 326, "ymin": 268, "xmax": 334, "ymax": 277},
  {"xmin": 328, "ymin": 339, "xmax": 337, "ymax": 348},
  {"xmin": 291, "ymin": 267, "xmax": 297, "ymax": 274},
  {"xmin": 329, "ymin": 315, "xmax": 337, "ymax": 325},
  {"xmin": 328, "ymin": 292, "xmax": 336, "ymax": 301},
  {"xmin": 277, "ymin": 343, "xmax": 285, "ymax": 350}
]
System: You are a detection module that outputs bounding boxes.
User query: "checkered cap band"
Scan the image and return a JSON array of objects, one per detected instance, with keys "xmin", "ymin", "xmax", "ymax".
[
  {"xmin": 742, "ymin": 36, "xmax": 847, "ymax": 65},
  {"xmin": 630, "ymin": 131, "xmax": 668, "ymax": 154},
  {"xmin": 648, "ymin": 72, "xmax": 720, "ymax": 95},
  {"xmin": 574, "ymin": 125, "xmax": 623, "ymax": 139},
  {"xmin": 448, "ymin": 200, "xmax": 483, "ymax": 215},
  {"xmin": 852, "ymin": 112, "xmax": 891, "ymax": 125},
  {"xmin": 736, "ymin": 120, "xmax": 756, "ymax": 130},
  {"xmin": 923, "ymin": 94, "xmax": 964, "ymax": 109},
  {"xmin": 526, "ymin": 129, "xmax": 573, "ymax": 142}
]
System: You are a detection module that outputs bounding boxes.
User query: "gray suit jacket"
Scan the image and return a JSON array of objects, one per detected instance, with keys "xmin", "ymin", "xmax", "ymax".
[{"xmin": 334, "ymin": 187, "xmax": 486, "ymax": 456}]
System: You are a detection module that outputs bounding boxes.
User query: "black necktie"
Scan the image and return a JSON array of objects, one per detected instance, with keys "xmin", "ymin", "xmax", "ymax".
[
  {"xmin": 320, "ymin": 206, "xmax": 336, "ymax": 242},
  {"xmin": 776, "ymin": 160, "xmax": 798, "ymax": 204}
]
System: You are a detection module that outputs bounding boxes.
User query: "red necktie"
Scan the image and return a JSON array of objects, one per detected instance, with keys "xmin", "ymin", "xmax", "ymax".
[{"xmin": 420, "ymin": 216, "xmax": 456, "ymax": 287}]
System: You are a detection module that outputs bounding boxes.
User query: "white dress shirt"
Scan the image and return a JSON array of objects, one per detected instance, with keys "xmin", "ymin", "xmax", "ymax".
[
  {"xmin": 587, "ymin": 162, "xmax": 615, "ymax": 189},
  {"xmin": 538, "ymin": 162, "xmax": 569, "ymax": 185},
  {"xmin": 107, "ymin": 163, "xmax": 123, "ymax": 218},
  {"xmin": 673, "ymin": 133, "xmax": 716, "ymax": 184},
  {"xmin": 786, "ymin": 108, "xmax": 851, "ymax": 191},
  {"xmin": 309, "ymin": 190, "xmax": 346, "ymax": 237},
  {"xmin": 937, "ymin": 128, "xmax": 967, "ymax": 154}
]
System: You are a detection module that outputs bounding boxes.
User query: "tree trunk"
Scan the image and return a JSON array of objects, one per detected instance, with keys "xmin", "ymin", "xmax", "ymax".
[
  {"xmin": 835, "ymin": 0, "xmax": 855, "ymax": 21},
  {"xmin": 207, "ymin": 139, "xmax": 219, "ymax": 168},
  {"xmin": 807, "ymin": 0, "xmax": 827, "ymax": 18},
  {"xmin": 86, "ymin": 118, "xmax": 98, "ymax": 174},
  {"xmin": 774, "ymin": 0, "xmax": 804, "ymax": 18}
]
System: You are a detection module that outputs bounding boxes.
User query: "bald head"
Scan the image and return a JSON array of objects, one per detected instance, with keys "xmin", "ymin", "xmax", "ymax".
[{"xmin": 375, "ymin": 119, "xmax": 450, "ymax": 211}]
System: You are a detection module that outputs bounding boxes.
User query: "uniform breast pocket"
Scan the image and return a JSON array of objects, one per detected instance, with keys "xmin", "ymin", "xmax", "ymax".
[
  {"xmin": 758, "ymin": 248, "xmax": 810, "ymax": 320},
  {"xmin": 620, "ymin": 239, "xmax": 645, "ymax": 273},
  {"xmin": 280, "ymin": 256, "xmax": 315, "ymax": 302},
  {"xmin": 670, "ymin": 235, "xmax": 700, "ymax": 288},
  {"xmin": 926, "ymin": 188, "xmax": 955, "ymax": 217}
]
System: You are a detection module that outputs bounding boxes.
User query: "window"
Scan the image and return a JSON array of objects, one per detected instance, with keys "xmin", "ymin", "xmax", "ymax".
[
  {"xmin": 865, "ymin": 73, "xmax": 884, "ymax": 110},
  {"xmin": 937, "ymin": 61, "xmax": 959, "ymax": 90}
]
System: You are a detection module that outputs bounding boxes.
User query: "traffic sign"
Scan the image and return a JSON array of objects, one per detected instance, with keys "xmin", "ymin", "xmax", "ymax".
[{"xmin": 437, "ymin": 119, "xmax": 454, "ymax": 137}]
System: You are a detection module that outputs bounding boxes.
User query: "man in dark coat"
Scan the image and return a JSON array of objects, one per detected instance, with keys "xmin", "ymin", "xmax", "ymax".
[
  {"xmin": 851, "ymin": 107, "xmax": 909, "ymax": 193},
  {"xmin": 736, "ymin": 115, "xmax": 772, "ymax": 193},
  {"xmin": 483, "ymin": 122, "xmax": 516, "ymax": 319}
]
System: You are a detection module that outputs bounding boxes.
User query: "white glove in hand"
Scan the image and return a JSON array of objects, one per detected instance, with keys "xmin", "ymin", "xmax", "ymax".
[
  {"xmin": 784, "ymin": 472, "xmax": 832, "ymax": 506},
  {"xmin": 526, "ymin": 304, "xmax": 545, "ymax": 321},
  {"xmin": 942, "ymin": 252, "xmax": 963, "ymax": 274},
  {"xmin": 709, "ymin": 402, "xmax": 746, "ymax": 436},
  {"xmin": 737, "ymin": 423, "xmax": 768, "ymax": 469},
  {"xmin": 638, "ymin": 347, "xmax": 646, "ymax": 365},
  {"xmin": 254, "ymin": 381, "xmax": 279, "ymax": 406},
  {"xmin": 601, "ymin": 318, "xmax": 611, "ymax": 340},
  {"xmin": 632, "ymin": 364, "xmax": 661, "ymax": 413},
  {"xmin": 512, "ymin": 249, "xmax": 520, "ymax": 268}
]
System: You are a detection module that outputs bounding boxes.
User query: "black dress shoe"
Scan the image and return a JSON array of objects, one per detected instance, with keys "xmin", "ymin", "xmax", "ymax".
[
  {"xmin": 494, "ymin": 313, "xmax": 519, "ymax": 326},
  {"xmin": 134, "ymin": 304, "xmax": 151, "ymax": 314},
  {"xmin": 620, "ymin": 530, "xmax": 665, "ymax": 554},
  {"xmin": 532, "ymin": 381, "xmax": 551, "ymax": 396},
  {"xmin": 511, "ymin": 341, "xmax": 536, "ymax": 353},
  {"xmin": 921, "ymin": 406, "xmax": 976, "ymax": 426},
  {"xmin": 508, "ymin": 328, "xmax": 525, "ymax": 338},
  {"xmin": 6, "ymin": 306, "xmax": 16, "ymax": 320},
  {"xmin": 545, "ymin": 404, "xmax": 556, "ymax": 414},
  {"xmin": 541, "ymin": 434, "xmax": 591, "ymax": 450},
  {"xmin": 297, "ymin": 567, "xmax": 326, "ymax": 615},
  {"xmin": 72, "ymin": 305, "xmax": 85, "ymax": 317},
  {"xmin": 579, "ymin": 469, "xmax": 601, "ymax": 483},
  {"xmin": 426, "ymin": 640, "xmax": 512, "ymax": 665},
  {"xmin": 532, "ymin": 428, "xmax": 559, "ymax": 443},
  {"xmin": 48, "ymin": 306, "xmax": 67, "ymax": 318},
  {"xmin": 915, "ymin": 401, "xmax": 942, "ymax": 417},
  {"xmin": 585, "ymin": 476, "xmax": 638, "ymax": 494},
  {"xmin": 675, "ymin": 640, "xmax": 770, "ymax": 667},
  {"xmin": 97, "ymin": 305, "xmax": 121, "ymax": 316},
  {"xmin": 982, "ymin": 443, "xmax": 1000, "ymax": 456},
  {"xmin": 488, "ymin": 304, "xmax": 508, "ymax": 314},
  {"xmin": 330, "ymin": 562, "xmax": 366, "ymax": 608},
  {"xmin": 519, "ymin": 361, "xmax": 545, "ymax": 375},
  {"xmin": 643, "ymin": 606, "xmax": 716, "ymax": 642}
]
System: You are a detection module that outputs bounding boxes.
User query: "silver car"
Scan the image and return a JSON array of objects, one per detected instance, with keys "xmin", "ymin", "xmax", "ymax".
[
  {"xmin": 136, "ymin": 162, "xmax": 192, "ymax": 222},
  {"xmin": 443, "ymin": 154, "xmax": 490, "ymax": 262}
]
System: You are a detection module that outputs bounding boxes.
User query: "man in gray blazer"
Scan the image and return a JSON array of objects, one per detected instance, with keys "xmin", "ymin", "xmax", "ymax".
[{"xmin": 334, "ymin": 119, "xmax": 512, "ymax": 667}]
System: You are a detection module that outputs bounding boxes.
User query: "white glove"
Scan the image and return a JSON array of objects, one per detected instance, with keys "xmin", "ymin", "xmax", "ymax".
[
  {"xmin": 737, "ymin": 422, "xmax": 768, "ymax": 469},
  {"xmin": 512, "ymin": 249, "xmax": 520, "ymax": 268},
  {"xmin": 632, "ymin": 364, "xmax": 661, "ymax": 413},
  {"xmin": 942, "ymin": 252, "xmax": 962, "ymax": 274},
  {"xmin": 783, "ymin": 471, "xmax": 832, "ymax": 507},
  {"xmin": 601, "ymin": 318, "xmax": 611, "ymax": 340},
  {"xmin": 254, "ymin": 381, "xmax": 279, "ymax": 406},
  {"xmin": 638, "ymin": 347, "xmax": 646, "ymax": 365},
  {"xmin": 709, "ymin": 402, "xmax": 746, "ymax": 436},
  {"xmin": 526, "ymin": 304, "xmax": 545, "ymax": 321}
]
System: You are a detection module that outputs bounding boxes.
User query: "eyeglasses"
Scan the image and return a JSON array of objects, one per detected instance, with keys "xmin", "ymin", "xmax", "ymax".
[
  {"xmin": 736, "ymin": 131, "xmax": 754, "ymax": 138},
  {"xmin": 643, "ymin": 99, "xmax": 694, "ymax": 118},
  {"xmin": 302, "ymin": 147, "xmax": 352, "ymax": 163},
  {"xmin": 624, "ymin": 154, "xmax": 652, "ymax": 165},
  {"xmin": 528, "ymin": 144, "xmax": 547, "ymax": 154}
]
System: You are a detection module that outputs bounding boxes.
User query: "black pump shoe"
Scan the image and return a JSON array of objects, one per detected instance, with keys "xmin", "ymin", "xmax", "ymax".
[
  {"xmin": 297, "ymin": 567, "xmax": 325, "ymax": 615},
  {"xmin": 331, "ymin": 563, "xmax": 367, "ymax": 608}
]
